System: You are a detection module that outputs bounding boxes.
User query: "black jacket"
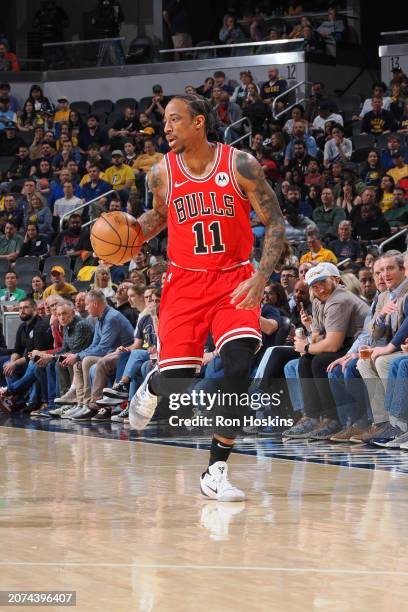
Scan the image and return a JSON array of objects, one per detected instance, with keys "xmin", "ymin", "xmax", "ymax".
[{"xmin": 14, "ymin": 315, "xmax": 53, "ymax": 360}]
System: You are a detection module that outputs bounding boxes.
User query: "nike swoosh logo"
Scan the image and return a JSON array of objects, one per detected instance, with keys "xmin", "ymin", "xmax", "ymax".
[
  {"xmin": 206, "ymin": 485, "xmax": 218, "ymax": 494},
  {"xmin": 175, "ymin": 180, "xmax": 189, "ymax": 187}
]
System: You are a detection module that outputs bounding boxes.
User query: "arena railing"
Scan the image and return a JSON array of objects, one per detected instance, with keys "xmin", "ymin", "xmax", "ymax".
[
  {"xmin": 271, "ymin": 79, "xmax": 312, "ymax": 120},
  {"xmin": 42, "ymin": 37, "xmax": 126, "ymax": 69},
  {"xmin": 378, "ymin": 228, "xmax": 408, "ymax": 254},
  {"xmin": 158, "ymin": 38, "xmax": 305, "ymax": 61},
  {"xmin": 59, "ymin": 190, "xmax": 115, "ymax": 231},
  {"xmin": 225, "ymin": 117, "xmax": 252, "ymax": 148}
]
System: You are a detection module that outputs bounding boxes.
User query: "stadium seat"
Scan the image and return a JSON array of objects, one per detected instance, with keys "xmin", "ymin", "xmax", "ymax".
[
  {"xmin": 70, "ymin": 101, "xmax": 91, "ymax": 116},
  {"xmin": 105, "ymin": 111, "xmax": 124, "ymax": 128},
  {"xmin": 0, "ymin": 156, "xmax": 14, "ymax": 180},
  {"xmin": 0, "ymin": 260, "xmax": 10, "ymax": 281},
  {"xmin": 19, "ymin": 132, "xmax": 34, "ymax": 146},
  {"xmin": 42, "ymin": 256, "xmax": 71, "ymax": 277},
  {"xmin": 352, "ymin": 134, "xmax": 375, "ymax": 150},
  {"xmin": 14, "ymin": 257, "xmax": 41, "ymax": 276},
  {"xmin": 338, "ymin": 94, "xmax": 361, "ymax": 114},
  {"xmin": 193, "ymin": 41, "xmax": 216, "ymax": 60},
  {"xmin": 115, "ymin": 98, "xmax": 138, "ymax": 112},
  {"xmin": 138, "ymin": 96, "xmax": 154, "ymax": 113},
  {"xmin": 91, "ymin": 99, "xmax": 114, "ymax": 115},
  {"xmin": 73, "ymin": 280, "xmax": 91, "ymax": 292}
]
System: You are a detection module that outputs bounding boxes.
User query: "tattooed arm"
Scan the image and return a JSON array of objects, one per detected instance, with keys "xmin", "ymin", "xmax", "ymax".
[
  {"xmin": 127, "ymin": 160, "xmax": 168, "ymax": 241},
  {"xmin": 231, "ymin": 151, "xmax": 285, "ymax": 309}
]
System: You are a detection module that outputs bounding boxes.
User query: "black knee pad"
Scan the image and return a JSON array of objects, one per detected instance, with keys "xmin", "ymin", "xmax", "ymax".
[{"xmin": 220, "ymin": 338, "xmax": 258, "ymax": 381}]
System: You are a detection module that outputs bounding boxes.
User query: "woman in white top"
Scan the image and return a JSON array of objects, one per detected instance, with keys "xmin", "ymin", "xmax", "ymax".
[{"xmin": 92, "ymin": 265, "xmax": 117, "ymax": 301}]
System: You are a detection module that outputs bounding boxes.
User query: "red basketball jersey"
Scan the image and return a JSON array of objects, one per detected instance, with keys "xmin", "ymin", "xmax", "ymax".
[{"xmin": 164, "ymin": 143, "xmax": 254, "ymax": 270}]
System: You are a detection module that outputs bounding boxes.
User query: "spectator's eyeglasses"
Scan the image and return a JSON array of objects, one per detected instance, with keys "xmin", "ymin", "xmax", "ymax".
[
  {"xmin": 281, "ymin": 274, "xmax": 296, "ymax": 279},
  {"xmin": 263, "ymin": 291, "xmax": 273, "ymax": 295}
]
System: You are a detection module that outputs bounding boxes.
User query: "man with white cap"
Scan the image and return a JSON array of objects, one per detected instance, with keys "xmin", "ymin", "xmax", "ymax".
[{"xmin": 283, "ymin": 262, "xmax": 369, "ymax": 439}]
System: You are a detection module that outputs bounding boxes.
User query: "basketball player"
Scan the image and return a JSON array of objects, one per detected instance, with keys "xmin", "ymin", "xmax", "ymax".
[{"xmin": 127, "ymin": 95, "xmax": 285, "ymax": 501}]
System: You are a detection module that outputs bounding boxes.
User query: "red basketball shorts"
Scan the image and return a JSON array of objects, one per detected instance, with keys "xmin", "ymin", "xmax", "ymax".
[{"xmin": 158, "ymin": 262, "xmax": 261, "ymax": 372}]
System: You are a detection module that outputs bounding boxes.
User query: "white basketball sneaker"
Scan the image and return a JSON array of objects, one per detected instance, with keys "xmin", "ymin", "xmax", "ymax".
[
  {"xmin": 129, "ymin": 367, "xmax": 158, "ymax": 430},
  {"xmin": 200, "ymin": 502, "xmax": 245, "ymax": 540},
  {"xmin": 200, "ymin": 461, "xmax": 245, "ymax": 502}
]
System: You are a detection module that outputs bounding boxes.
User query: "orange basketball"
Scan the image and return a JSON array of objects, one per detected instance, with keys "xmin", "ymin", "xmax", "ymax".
[{"xmin": 90, "ymin": 212, "xmax": 144, "ymax": 265}]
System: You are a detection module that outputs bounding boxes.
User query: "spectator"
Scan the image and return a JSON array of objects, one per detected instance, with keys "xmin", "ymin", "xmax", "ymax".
[
  {"xmin": 105, "ymin": 150, "xmax": 135, "ymax": 203},
  {"xmin": 0, "ymin": 221, "xmax": 23, "ymax": 262},
  {"xmin": 357, "ymin": 82, "xmax": 392, "ymax": 119},
  {"xmin": 241, "ymin": 83, "xmax": 270, "ymax": 135},
  {"xmin": 92, "ymin": 265, "xmax": 117, "ymax": 301},
  {"xmin": 255, "ymin": 147, "xmax": 280, "ymax": 184},
  {"xmin": 386, "ymin": 151, "xmax": 408, "ymax": 185},
  {"xmin": 28, "ymin": 85, "xmax": 52, "ymax": 115},
  {"xmin": 317, "ymin": 6, "xmax": 345, "ymax": 47},
  {"xmin": 28, "ymin": 126, "xmax": 45, "ymax": 160},
  {"xmin": 0, "ymin": 42, "xmax": 19, "ymax": 72},
  {"xmin": 284, "ymin": 205, "xmax": 316, "ymax": 246},
  {"xmin": 53, "ymin": 96, "xmax": 70, "ymax": 127},
  {"xmin": 123, "ymin": 141, "xmax": 137, "ymax": 166},
  {"xmin": 299, "ymin": 261, "xmax": 313, "ymax": 280},
  {"xmin": 16, "ymin": 100, "xmax": 42, "ymax": 132},
  {"xmin": 260, "ymin": 67, "xmax": 287, "ymax": 105},
  {"xmin": 133, "ymin": 139, "xmax": 164, "ymax": 192},
  {"xmin": 326, "ymin": 258, "xmax": 387, "ymax": 442},
  {"xmin": 283, "ymin": 105, "xmax": 308, "ymax": 136},
  {"xmin": 53, "ymin": 181, "xmax": 83, "ymax": 220},
  {"xmin": 0, "ymin": 299, "xmax": 53, "ymax": 412},
  {"xmin": 241, "ymin": 10, "xmax": 267, "ymax": 41},
  {"xmin": 196, "ymin": 77, "xmax": 214, "ymax": 99},
  {"xmin": 81, "ymin": 165, "xmax": 111, "ymax": 218},
  {"xmin": 0, "ymin": 195, "xmax": 23, "ymax": 230},
  {"xmin": 23, "ymin": 191, "xmax": 54, "ymax": 239},
  {"xmin": 304, "ymin": 158, "xmax": 323, "ymax": 187},
  {"xmin": 360, "ymin": 150, "xmax": 384, "ymax": 187},
  {"xmin": 283, "ymin": 262, "xmax": 369, "ymax": 439},
  {"xmin": 43, "ymin": 267, "xmax": 77, "ymax": 299},
  {"xmin": 285, "ymin": 141, "xmax": 313, "ymax": 177},
  {"xmin": 53, "ymin": 140, "xmax": 82, "ymax": 171},
  {"xmin": 358, "ymin": 267, "xmax": 377, "ymax": 303},
  {"xmin": 212, "ymin": 91, "xmax": 241, "ymax": 143},
  {"xmin": 0, "ymin": 121, "xmax": 24, "ymax": 156},
  {"xmin": 352, "ymin": 203, "xmax": 391, "ymax": 246},
  {"xmin": 231, "ymin": 71, "xmax": 259, "ymax": 106},
  {"xmin": 74, "ymin": 292, "xmax": 89, "ymax": 319},
  {"xmin": 58, "ymin": 289, "xmax": 134, "ymax": 421},
  {"xmin": 50, "ymin": 212, "xmax": 91, "ymax": 258},
  {"xmin": 219, "ymin": 14, "xmax": 245, "ymax": 44},
  {"xmin": 282, "ymin": 184, "xmax": 313, "ymax": 218},
  {"xmin": 311, "ymin": 101, "xmax": 343, "ymax": 135},
  {"xmin": 300, "ymin": 227, "xmax": 338, "ymax": 264},
  {"xmin": 18, "ymin": 223, "xmax": 49, "ymax": 259},
  {"xmin": 48, "ymin": 300, "xmax": 95, "ymax": 413},
  {"xmin": 0, "ymin": 82, "xmax": 19, "ymax": 112},
  {"xmin": 284, "ymin": 121, "xmax": 318, "ymax": 163},
  {"xmin": 302, "ymin": 23, "xmax": 325, "ymax": 55},
  {"xmin": 162, "ymin": 0, "xmax": 192, "ymax": 58},
  {"xmin": 397, "ymin": 98, "xmax": 408, "ymax": 133},
  {"xmin": 384, "ymin": 187, "xmax": 408, "ymax": 233},
  {"xmin": 144, "ymin": 84, "xmax": 170, "ymax": 123},
  {"xmin": 0, "ymin": 97, "xmax": 17, "ymax": 129},
  {"xmin": 361, "ymin": 98, "xmax": 396, "ymax": 135},
  {"xmin": 380, "ymin": 134, "xmax": 408, "ymax": 170},
  {"xmin": 280, "ymin": 265, "xmax": 299, "ymax": 307},
  {"xmin": 78, "ymin": 115, "xmax": 110, "ymax": 155},
  {"xmin": 108, "ymin": 106, "xmax": 138, "ymax": 142},
  {"xmin": 356, "ymin": 251, "xmax": 408, "ymax": 444},
  {"xmin": 29, "ymin": 275, "xmax": 46, "ymax": 300},
  {"xmin": 0, "ymin": 271, "xmax": 26, "ymax": 302},
  {"xmin": 114, "ymin": 281, "xmax": 138, "ymax": 326},
  {"xmin": 313, "ymin": 186, "xmax": 346, "ymax": 241},
  {"xmin": 4, "ymin": 145, "xmax": 32, "ymax": 189},
  {"xmin": 323, "ymin": 124, "xmax": 352, "ymax": 167},
  {"xmin": 379, "ymin": 175, "xmax": 397, "ymax": 211},
  {"xmin": 328, "ymin": 220, "xmax": 362, "ymax": 263}
]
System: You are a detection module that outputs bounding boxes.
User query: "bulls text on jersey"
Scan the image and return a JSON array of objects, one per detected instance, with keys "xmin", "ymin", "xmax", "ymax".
[{"xmin": 173, "ymin": 192, "xmax": 236, "ymax": 224}]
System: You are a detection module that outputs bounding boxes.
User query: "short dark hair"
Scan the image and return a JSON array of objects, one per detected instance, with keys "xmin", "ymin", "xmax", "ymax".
[
  {"xmin": 21, "ymin": 297, "xmax": 37, "ymax": 308},
  {"xmin": 5, "ymin": 220, "xmax": 17, "ymax": 228},
  {"xmin": 214, "ymin": 70, "xmax": 226, "ymax": 79},
  {"xmin": 172, "ymin": 94, "xmax": 218, "ymax": 139}
]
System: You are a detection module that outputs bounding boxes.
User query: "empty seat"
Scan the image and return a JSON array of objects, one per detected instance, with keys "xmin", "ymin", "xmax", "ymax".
[
  {"xmin": 91, "ymin": 99, "xmax": 114, "ymax": 115},
  {"xmin": 338, "ymin": 94, "xmax": 361, "ymax": 113},
  {"xmin": 14, "ymin": 257, "xmax": 41, "ymax": 276},
  {"xmin": 42, "ymin": 256, "xmax": 71, "ymax": 277},
  {"xmin": 0, "ymin": 259, "xmax": 10, "ymax": 281},
  {"xmin": 70, "ymin": 101, "xmax": 91, "ymax": 116},
  {"xmin": 106, "ymin": 111, "xmax": 124, "ymax": 129},
  {"xmin": 0, "ymin": 156, "xmax": 13, "ymax": 180},
  {"xmin": 138, "ymin": 96, "xmax": 153, "ymax": 113},
  {"xmin": 352, "ymin": 134, "xmax": 375, "ymax": 150},
  {"xmin": 73, "ymin": 280, "xmax": 91, "ymax": 292},
  {"xmin": 115, "ymin": 98, "xmax": 138, "ymax": 112}
]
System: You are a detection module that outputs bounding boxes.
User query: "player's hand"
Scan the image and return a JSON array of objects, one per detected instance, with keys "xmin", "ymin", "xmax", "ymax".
[{"xmin": 230, "ymin": 273, "xmax": 265, "ymax": 310}]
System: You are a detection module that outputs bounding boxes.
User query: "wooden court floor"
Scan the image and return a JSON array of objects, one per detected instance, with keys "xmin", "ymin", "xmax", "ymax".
[{"xmin": 0, "ymin": 425, "xmax": 407, "ymax": 612}]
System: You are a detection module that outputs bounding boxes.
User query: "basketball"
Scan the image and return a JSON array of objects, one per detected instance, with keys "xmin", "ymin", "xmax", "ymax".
[{"xmin": 90, "ymin": 211, "xmax": 144, "ymax": 265}]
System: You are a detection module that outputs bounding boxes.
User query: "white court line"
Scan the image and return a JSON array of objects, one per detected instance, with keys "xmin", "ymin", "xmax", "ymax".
[{"xmin": 0, "ymin": 562, "xmax": 407, "ymax": 575}]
